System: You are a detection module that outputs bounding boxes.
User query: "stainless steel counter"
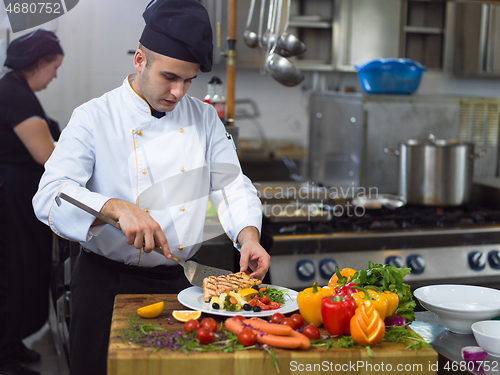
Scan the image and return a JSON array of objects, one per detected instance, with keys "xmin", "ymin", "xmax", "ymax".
[{"xmin": 411, "ymin": 312, "xmax": 500, "ymax": 375}]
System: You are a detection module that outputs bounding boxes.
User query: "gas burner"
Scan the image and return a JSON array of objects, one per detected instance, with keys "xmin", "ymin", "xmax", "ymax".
[
  {"xmin": 262, "ymin": 203, "xmax": 500, "ymax": 236},
  {"xmin": 323, "ymin": 204, "xmax": 500, "ymax": 233}
]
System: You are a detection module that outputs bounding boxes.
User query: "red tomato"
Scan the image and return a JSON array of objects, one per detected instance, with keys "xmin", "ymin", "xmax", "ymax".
[
  {"xmin": 237, "ymin": 328, "xmax": 256, "ymax": 347},
  {"xmin": 255, "ymin": 300, "xmax": 270, "ymax": 310},
  {"xmin": 197, "ymin": 327, "xmax": 215, "ymax": 344},
  {"xmin": 247, "ymin": 296, "xmax": 259, "ymax": 307},
  {"xmin": 200, "ymin": 317, "xmax": 218, "ymax": 332},
  {"xmin": 183, "ymin": 319, "xmax": 200, "ymax": 333},
  {"xmin": 290, "ymin": 313, "xmax": 305, "ymax": 329},
  {"xmin": 280, "ymin": 317, "xmax": 297, "ymax": 329},
  {"xmin": 260, "ymin": 295, "xmax": 270, "ymax": 304},
  {"xmin": 302, "ymin": 324, "xmax": 321, "ymax": 340},
  {"xmin": 233, "ymin": 315, "xmax": 246, "ymax": 321},
  {"xmin": 270, "ymin": 312, "xmax": 285, "ymax": 324},
  {"xmin": 269, "ymin": 302, "xmax": 281, "ymax": 310}
]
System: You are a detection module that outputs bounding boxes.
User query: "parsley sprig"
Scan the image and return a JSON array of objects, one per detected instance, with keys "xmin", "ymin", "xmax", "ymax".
[{"xmin": 349, "ymin": 261, "xmax": 416, "ymax": 323}]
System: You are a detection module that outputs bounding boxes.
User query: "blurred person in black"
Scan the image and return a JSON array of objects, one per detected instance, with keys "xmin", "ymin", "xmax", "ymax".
[{"xmin": 0, "ymin": 28, "xmax": 64, "ymax": 375}]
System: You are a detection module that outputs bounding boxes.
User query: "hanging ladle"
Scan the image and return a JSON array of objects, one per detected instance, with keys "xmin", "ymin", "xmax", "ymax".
[
  {"xmin": 243, "ymin": 0, "xmax": 259, "ymax": 48},
  {"xmin": 260, "ymin": 0, "xmax": 276, "ymax": 49},
  {"xmin": 266, "ymin": 0, "xmax": 304, "ymax": 87},
  {"xmin": 276, "ymin": 0, "xmax": 306, "ymax": 57}
]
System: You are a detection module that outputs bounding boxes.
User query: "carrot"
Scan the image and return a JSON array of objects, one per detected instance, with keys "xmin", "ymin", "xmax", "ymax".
[
  {"xmin": 254, "ymin": 331, "xmax": 302, "ymax": 349},
  {"xmin": 247, "ymin": 317, "xmax": 293, "ymax": 336},
  {"xmin": 288, "ymin": 329, "xmax": 311, "ymax": 350},
  {"xmin": 224, "ymin": 317, "xmax": 246, "ymax": 335},
  {"xmin": 225, "ymin": 317, "xmax": 302, "ymax": 350}
]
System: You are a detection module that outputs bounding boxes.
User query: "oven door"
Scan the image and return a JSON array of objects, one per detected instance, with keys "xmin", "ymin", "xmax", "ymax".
[{"xmin": 49, "ymin": 235, "xmax": 80, "ymax": 371}]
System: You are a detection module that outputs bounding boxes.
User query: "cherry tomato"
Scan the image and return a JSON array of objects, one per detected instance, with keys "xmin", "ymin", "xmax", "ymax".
[
  {"xmin": 233, "ymin": 315, "xmax": 246, "ymax": 321},
  {"xmin": 290, "ymin": 313, "xmax": 305, "ymax": 329},
  {"xmin": 200, "ymin": 317, "xmax": 218, "ymax": 332},
  {"xmin": 280, "ymin": 317, "xmax": 297, "ymax": 329},
  {"xmin": 270, "ymin": 312, "xmax": 285, "ymax": 324},
  {"xmin": 197, "ymin": 327, "xmax": 215, "ymax": 344},
  {"xmin": 269, "ymin": 302, "xmax": 281, "ymax": 310},
  {"xmin": 237, "ymin": 328, "xmax": 256, "ymax": 347},
  {"xmin": 302, "ymin": 324, "xmax": 321, "ymax": 340},
  {"xmin": 259, "ymin": 295, "xmax": 270, "ymax": 304},
  {"xmin": 183, "ymin": 319, "xmax": 200, "ymax": 333}
]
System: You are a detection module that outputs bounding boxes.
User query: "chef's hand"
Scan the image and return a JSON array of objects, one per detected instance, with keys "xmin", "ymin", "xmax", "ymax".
[
  {"xmin": 237, "ymin": 226, "xmax": 270, "ymax": 280},
  {"xmin": 98, "ymin": 198, "xmax": 171, "ymax": 259}
]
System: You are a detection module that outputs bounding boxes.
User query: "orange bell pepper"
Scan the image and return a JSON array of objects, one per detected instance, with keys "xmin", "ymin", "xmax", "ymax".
[
  {"xmin": 351, "ymin": 286, "xmax": 389, "ymax": 321},
  {"xmin": 350, "ymin": 300, "xmax": 385, "ymax": 346},
  {"xmin": 297, "ymin": 282, "xmax": 334, "ymax": 327},
  {"xmin": 328, "ymin": 267, "xmax": 356, "ymax": 289}
]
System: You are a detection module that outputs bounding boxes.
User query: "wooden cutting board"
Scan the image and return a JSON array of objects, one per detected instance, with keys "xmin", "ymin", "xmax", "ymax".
[{"xmin": 108, "ymin": 294, "xmax": 438, "ymax": 375}]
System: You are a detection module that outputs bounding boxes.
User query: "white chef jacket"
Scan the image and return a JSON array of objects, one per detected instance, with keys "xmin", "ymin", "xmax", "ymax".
[{"xmin": 32, "ymin": 75, "xmax": 262, "ymax": 267}]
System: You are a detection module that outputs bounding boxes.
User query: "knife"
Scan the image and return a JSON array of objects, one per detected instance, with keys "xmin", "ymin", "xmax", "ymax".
[{"xmin": 55, "ymin": 192, "xmax": 233, "ymax": 287}]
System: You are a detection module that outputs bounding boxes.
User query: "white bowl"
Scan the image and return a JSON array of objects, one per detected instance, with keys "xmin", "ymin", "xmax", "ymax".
[
  {"xmin": 472, "ymin": 321, "xmax": 500, "ymax": 357},
  {"xmin": 414, "ymin": 285, "xmax": 500, "ymax": 334}
]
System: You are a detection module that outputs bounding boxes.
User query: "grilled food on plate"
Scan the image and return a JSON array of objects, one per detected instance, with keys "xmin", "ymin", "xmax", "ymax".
[{"xmin": 203, "ymin": 272, "xmax": 262, "ymax": 302}]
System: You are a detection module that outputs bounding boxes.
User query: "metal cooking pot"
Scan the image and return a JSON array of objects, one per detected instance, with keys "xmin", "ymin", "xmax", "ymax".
[{"xmin": 385, "ymin": 134, "xmax": 486, "ymax": 206}]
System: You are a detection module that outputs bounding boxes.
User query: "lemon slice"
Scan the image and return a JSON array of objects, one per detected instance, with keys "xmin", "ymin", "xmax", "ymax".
[
  {"xmin": 238, "ymin": 288, "xmax": 258, "ymax": 299},
  {"xmin": 137, "ymin": 301, "xmax": 164, "ymax": 319},
  {"xmin": 172, "ymin": 310, "xmax": 202, "ymax": 322}
]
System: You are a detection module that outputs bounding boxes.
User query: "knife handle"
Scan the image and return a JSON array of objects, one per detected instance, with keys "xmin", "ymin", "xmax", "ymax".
[{"xmin": 57, "ymin": 192, "xmax": 165, "ymax": 257}]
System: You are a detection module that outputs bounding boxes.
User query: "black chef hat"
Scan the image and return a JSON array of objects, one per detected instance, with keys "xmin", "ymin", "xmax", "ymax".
[
  {"xmin": 4, "ymin": 28, "xmax": 64, "ymax": 70},
  {"xmin": 139, "ymin": 0, "xmax": 213, "ymax": 72}
]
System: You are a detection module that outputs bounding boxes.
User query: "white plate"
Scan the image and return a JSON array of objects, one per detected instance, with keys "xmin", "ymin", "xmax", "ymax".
[{"xmin": 177, "ymin": 285, "xmax": 299, "ymax": 317}]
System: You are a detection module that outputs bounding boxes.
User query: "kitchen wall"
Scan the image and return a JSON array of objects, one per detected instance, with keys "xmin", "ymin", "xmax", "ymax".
[{"xmin": 3, "ymin": 0, "xmax": 500, "ymax": 151}]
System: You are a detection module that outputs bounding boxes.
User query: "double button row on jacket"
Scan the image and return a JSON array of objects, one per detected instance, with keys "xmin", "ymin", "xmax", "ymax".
[{"xmin": 136, "ymin": 127, "xmax": 187, "ymax": 251}]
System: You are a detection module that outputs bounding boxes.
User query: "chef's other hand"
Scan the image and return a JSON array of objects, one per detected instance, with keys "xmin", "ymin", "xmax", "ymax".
[
  {"xmin": 237, "ymin": 226, "xmax": 270, "ymax": 280},
  {"xmin": 99, "ymin": 198, "xmax": 171, "ymax": 259}
]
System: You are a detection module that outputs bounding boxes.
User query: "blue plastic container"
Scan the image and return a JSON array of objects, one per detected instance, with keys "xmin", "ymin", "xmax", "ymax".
[{"xmin": 355, "ymin": 58, "xmax": 427, "ymax": 95}]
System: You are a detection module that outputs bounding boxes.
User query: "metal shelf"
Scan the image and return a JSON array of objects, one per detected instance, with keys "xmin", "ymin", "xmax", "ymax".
[
  {"xmin": 292, "ymin": 60, "xmax": 335, "ymax": 72},
  {"xmin": 288, "ymin": 20, "xmax": 333, "ymax": 29},
  {"xmin": 404, "ymin": 26, "xmax": 445, "ymax": 34}
]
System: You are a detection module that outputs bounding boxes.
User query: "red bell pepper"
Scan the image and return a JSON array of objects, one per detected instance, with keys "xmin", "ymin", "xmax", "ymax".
[
  {"xmin": 336, "ymin": 282, "xmax": 358, "ymax": 297},
  {"xmin": 321, "ymin": 294, "xmax": 356, "ymax": 337}
]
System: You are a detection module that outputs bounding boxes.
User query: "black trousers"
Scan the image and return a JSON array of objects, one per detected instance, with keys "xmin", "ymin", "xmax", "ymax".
[
  {"xmin": 69, "ymin": 249, "xmax": 191, "ymax": 375},
  {"xmin": 0, "ymin": 164, "xmax": 52, "ymax": 359}
]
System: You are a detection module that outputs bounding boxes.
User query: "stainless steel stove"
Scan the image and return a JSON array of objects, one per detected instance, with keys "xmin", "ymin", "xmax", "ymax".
[{"xmin": 259, "ymin": 182, "xmax": 500, "ymax": 292}]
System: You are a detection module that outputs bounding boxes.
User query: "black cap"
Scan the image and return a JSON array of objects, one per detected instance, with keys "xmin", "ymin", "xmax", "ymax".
[
  {"xmin": 4, "ymin": 28, "xmax": 64, "ymax": 69},
  {"xmin": 139, "ymin": 0, "xmax": 213, "ymax": 73}
]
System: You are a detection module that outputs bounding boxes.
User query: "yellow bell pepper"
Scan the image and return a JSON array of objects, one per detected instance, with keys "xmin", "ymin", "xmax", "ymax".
[
  {"xmin": 350, "ymin": 300, "xmax": 385, "ymax": 346},
  {"xmin": 383, "ymin": 290, "xmax": 400, "ymax": 317},
  {"xmin": 297, "ymin": 282, "xmax": 334, "ymax": 327},
  {"xmin": 351, "ymin": 286, "xmax": 389, "ymax": 321}
]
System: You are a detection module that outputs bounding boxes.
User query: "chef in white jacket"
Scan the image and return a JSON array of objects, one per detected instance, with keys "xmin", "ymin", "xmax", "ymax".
[{"xmin": 32, "ymin": 1, "xmax": 270, "ymax": 374}]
